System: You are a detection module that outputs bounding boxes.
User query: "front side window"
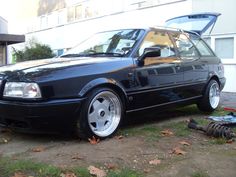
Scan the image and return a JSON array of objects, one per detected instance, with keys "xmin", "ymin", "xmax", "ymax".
[
  {"xmin": 171, "ymin": 32, "xmax": 199, "ymax": 58},
  {"xmin": 138, "ymin": 31, "xmax": 176, "ymax": 57},
  {"xmin": 190, "ymin": 34, "xmax": 214, "ymax": 56},
  {"xmin": 61, "ymin": 29, "xmax": 144, "ymax": 58}
]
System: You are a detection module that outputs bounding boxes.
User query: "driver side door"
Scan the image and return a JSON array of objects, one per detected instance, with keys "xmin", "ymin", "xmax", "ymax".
[{"xmin": 127, "ymin": 30, "xmax": 184, "ymax": 111}]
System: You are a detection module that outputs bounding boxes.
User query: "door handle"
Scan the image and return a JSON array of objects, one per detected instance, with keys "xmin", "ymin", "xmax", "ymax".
[{"xmin": 175, "ymin": 64, "xmax": 181, "ymax": 70}]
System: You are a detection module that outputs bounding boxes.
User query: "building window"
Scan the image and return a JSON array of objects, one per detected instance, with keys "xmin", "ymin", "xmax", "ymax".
[
  {"xmin": 48, "ymin": 12, "xmax": 58, "ymax": 27},
  {"xmin": 67, "ymin": 6, "xmax": 75, "ymax": 22},
  {"xmin": 40, "ymin": 16, "xmax": 48, "ymax": 29},
  {"xmin": 75, "ymin": 5, "xmax": 83, "ymax": 20},
  {"xmin": 58, "ymin": 9, "xmax": 67, "ymax": 25},
  {"xmin": 215, "ymin": 37, "xmax": 234, "ymax": 59}
]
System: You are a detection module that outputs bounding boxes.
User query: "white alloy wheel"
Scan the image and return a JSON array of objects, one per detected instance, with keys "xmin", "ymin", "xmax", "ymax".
[{"xmin": 87, "ymin": 90, "xmax": 122, "ymax": 137}]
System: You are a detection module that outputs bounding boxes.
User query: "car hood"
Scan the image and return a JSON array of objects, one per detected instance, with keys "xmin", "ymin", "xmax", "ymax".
[{"xmin": 0, "ymin": 57, "xmax": 124, "ymax": 81}]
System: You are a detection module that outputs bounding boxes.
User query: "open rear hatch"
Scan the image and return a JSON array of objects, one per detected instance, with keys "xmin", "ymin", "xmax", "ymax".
[{"xmin": 165, "ymin": 13, "xmax": 221, "ymax": 35}]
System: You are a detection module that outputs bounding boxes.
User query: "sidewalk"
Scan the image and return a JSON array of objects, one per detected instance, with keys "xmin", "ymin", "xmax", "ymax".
[{"xmin": 220, "ymin": 92, "xmax": 236, "ymax": 109}]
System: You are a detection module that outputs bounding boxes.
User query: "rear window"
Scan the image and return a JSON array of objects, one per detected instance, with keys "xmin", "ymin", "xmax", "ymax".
[{"xmin": 189, "ymin": 34, "xmax": 215, "ymax": 56}]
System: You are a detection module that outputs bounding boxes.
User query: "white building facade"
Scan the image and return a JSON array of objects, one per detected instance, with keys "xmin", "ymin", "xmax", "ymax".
[{"xmin": 18, "ymin": 0, "xmax": 236, "ymax": 92}]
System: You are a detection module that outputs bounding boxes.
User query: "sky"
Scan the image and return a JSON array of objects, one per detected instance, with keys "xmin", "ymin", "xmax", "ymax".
[{"xmin": 0, "ymin": 0, "xmax": 38, "ymax": 34}]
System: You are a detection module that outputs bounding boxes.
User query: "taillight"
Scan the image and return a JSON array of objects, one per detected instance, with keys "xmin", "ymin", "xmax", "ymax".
[{"xmin": 218, "ymin": 63, "xmax": 224, "ymax": 74}]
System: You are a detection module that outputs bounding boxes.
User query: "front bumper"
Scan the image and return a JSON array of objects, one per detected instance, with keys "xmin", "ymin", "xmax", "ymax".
[{"xmin": 0, "ymin": 98, "xmax": 85, "ymax": 133}]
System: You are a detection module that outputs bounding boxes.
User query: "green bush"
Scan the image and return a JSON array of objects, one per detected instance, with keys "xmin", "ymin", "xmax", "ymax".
[{"xmin": 12, "ymin": 40, "xmax": 55, "ymax": 62}]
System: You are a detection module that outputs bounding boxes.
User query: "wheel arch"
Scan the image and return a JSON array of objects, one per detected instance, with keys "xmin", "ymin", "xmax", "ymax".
[
  {"xmin": 200, "ymin": 75, "xmax": 220, "ymax": 96},
  {"xmin": 208, "ymin": 75, "xmax": 220, "ymax": 88},
  {"xmin": 78, "ymin": 78, "xmax": 128, "ymax": 108}
]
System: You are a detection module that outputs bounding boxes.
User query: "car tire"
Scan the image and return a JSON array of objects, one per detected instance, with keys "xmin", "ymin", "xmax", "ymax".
[
  {"xmin": 197, "ymin": 79, "xmax": 220, "ymax": 112},
  {"xmin": 76, "ymin": 87, "xmax": 123, "ymax": 139}
]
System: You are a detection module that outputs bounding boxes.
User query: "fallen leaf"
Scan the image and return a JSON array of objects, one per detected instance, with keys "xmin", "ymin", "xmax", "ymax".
[
  {"xmin": 71, "ymin": 154, "xmax": 83, "ymax": 160},
  {"xmin": 149, "ymin": 159, "xmax": 161, "ymax": 165},
  {"xmin": 88, "ymin": 136, "xmax": 100, "ymax": 145},
  {"xmin": 161, "ymin": 129, "xmax": 174, "ymax": 136},
  {"xmin": 143, "ymin": 168, "xmax": 151, "ymax": 173},
  {"xmin": 11, "ymin": 172, "xmax": 27, "ymax": 177},
  {"xmin": 60, "ymin": 172, "xmax": 77, "ymax": 177},
  {"xmin": 0, "ymin": 138, "xmax": 9, "ymax": 143},
  {"xmin": 179, "ymin": 141, "xmax": 191, "ymax": 146},
  {"xmin": 31, "ymin": 146, "xmax": 45, "ymax": 152},
  {"xmin": 104, "ymin": 163, "xmax": 117, "ymax": 170},
  {"xmin": 226, "ymin": 139, "xmax": 234, "ymax": 144},
  {"xmin": 88, "ymin": 165, "xmax": 106, "ymax": 177},
  {"xmin": 171, "ymin": 147, "xmax": 186, "ymax": 155},
  {"xmin": 115, "ymin": 135, "xmax": 124, "ymax": 140}
]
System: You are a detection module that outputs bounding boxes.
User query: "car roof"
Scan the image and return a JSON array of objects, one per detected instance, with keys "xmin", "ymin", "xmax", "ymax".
[{"xmin": 97, "ymin": 25, "xmax": 200, "ymax": 36}]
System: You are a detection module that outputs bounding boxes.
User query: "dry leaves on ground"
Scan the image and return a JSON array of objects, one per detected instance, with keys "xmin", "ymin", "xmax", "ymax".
[
  {"xmin": 226, "ymin": 139, "xmax": 234, "ymax": 144},
  {"xmin": 171, "ymin": 147, "xmax": 187, "ymax": 155},
  {"xmin": 161, "ymin": 129, "xmax": 174, "ymax": 136},
  {"xmin": 143, "ymin": 168, "xmax": 151, "ymax": 173},
  {"xmin": 60, "ymin": 172, "xmax": 77, "ymax": 177},
  {"xmin": 11, "ymin": 172, "xmax": 27, "ymax": 177},
  {"xmin": 104, "ymin": 163, "xmax": 117, "ymax": 170},
  {"xmin": 0, "ymin": 137, "xmax": 9, "ymax": 144},
  {"xmin": 114, "ymin": 135, "xmax": 124, "ymax": 140},
  {"xmin": 71, "ymin": 153, "xmax": 84, "ymax": 160},
  {"xmin": 88, "ymin": 165, "xmax": 106, "ymax": 177},
  {"xmin": 149, "ymin": 159, "xmax": 161, "ymax": 165},
  {"xmin": 31, "ymin": 146, "xmax": 45, "ymax": 152},
  {"xmin": 88, "ymin": 136, "xmax": 100, "ymax": 145},
  {"xmin": 179, "ymin": 141, "xmax": 191, "ymax": 146}
]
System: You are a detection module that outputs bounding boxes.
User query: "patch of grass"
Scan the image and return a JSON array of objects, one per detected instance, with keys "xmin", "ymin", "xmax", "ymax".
[
  {"xmin": 175, "ymin": 105, "xmax": 202, "ymax": 115},
  {"xmin": 163, "ymin": 121, "xmax": 190, "ymax": 137},
  {"xmin": 191, "ymin": 171, "xmax": 210, "ymax": 177},
  {"xmin": 0, "ymin": 157, "xmax": 61, "ymax": 177},
  {"xmin": 71, "ymin": 166, "xmax": 90, "ymax": 177},
  {"xmin": 0, "ymin": 157, "xmax": 143, "ymax": 177},
  {"xmin": 108, "ymin": 168, "xmax": 143, "ymax": 177},
  {"xmin": 209, "ymin": 138, "xmax": 228, "ymax": 145},
  {"xmin": 120, "ymin": 124, "xmax": 162, "ymax": 141},
  {"xmin": 210, "ymin": 107, "xmax": 228, "ymax": 116}
]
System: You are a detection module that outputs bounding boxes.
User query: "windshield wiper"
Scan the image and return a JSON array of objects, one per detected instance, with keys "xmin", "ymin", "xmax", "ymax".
[
  {"xmin": 60, "ymin": 52, "xmax": 124, "ymax": 58},
  {"xmin": 60, "ymin": 54, "xmax": 86, "ymax": 58},
  {"xmin": 84, "ymin": 52, "xmax": 124, "ymax": 57}
]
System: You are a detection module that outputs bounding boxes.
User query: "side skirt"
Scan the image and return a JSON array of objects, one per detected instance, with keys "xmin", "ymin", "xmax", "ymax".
[{"xmin": 126, "ymin": 95, "xmax": 202, "ymax": 113}]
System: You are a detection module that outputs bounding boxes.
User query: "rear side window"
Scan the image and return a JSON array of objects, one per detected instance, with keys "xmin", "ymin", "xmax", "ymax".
[
  {"xmin": 171, "ymin": 32, "xmax": 199, "ymax": 58},
  {"xmin": 190, "ymin": 34, "xmax": 214, "ymax": 56}
]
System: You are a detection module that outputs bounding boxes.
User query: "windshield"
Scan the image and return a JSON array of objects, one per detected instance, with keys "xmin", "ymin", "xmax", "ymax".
[{"xmin": 61, "ymin": 29, "xmax": 144, "ymax": 58}]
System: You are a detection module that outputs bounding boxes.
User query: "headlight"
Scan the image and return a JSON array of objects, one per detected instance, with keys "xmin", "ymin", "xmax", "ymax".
[{"xmin": 3, "ymin": 82, "xmax": 42, "ymax": 99}]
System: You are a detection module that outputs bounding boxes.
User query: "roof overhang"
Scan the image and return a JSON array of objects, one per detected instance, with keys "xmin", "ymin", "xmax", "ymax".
[{"xmin": 0, "ymin": 34, "xmax": 25, "ymax": 45}]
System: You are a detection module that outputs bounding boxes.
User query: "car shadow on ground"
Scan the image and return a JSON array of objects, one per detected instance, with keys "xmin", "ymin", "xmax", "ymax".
[{"xmin": 123, "ymin": 104, "xmax": 206, "ymax": 128}]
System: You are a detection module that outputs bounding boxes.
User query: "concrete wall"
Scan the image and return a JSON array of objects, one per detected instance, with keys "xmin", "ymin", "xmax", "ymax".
[
  {"xmin": 192, "ymin": 0, "xmax": 236, "ymax": 35},
  {"xmin": 192, "ymin": 0, "xmax": 236, "ymax": 92},
  {"xmin": 26, "ymin": 0, "xmax": 192, "ymax": 50}
]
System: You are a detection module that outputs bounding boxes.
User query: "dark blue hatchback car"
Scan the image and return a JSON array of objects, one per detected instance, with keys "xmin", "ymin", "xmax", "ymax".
[{"xmin": 0, "ymin": 13, "xmax": 226, "ymax": 139}]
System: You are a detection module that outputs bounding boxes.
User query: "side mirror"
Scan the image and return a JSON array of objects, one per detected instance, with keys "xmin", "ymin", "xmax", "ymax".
[{"xmin": 138, "ymin": 47, "xmax": 161, "ymax": 66}]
